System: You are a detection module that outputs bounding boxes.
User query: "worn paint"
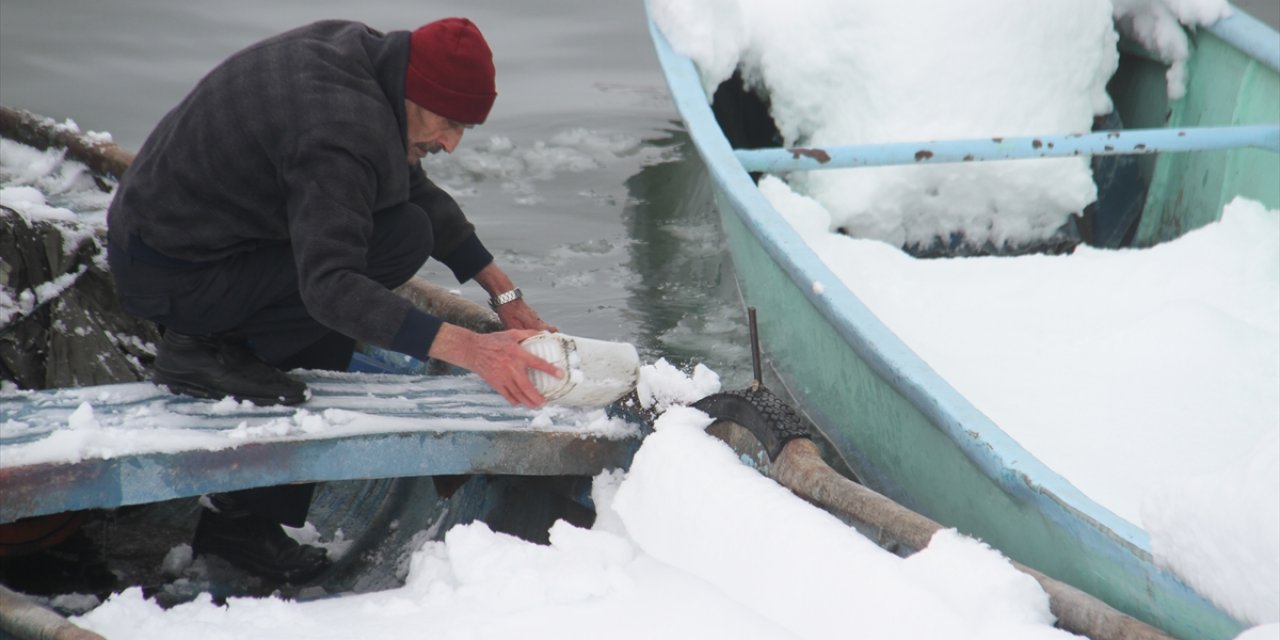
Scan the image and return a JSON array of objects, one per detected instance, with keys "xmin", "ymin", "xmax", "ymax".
[
  {"xmin": 0, "ymin": 429, "xmax": 641, "ymax": 523},
  {"xmin": 789, "ymin": 147, "xmax": 831, "ymax": 163},
  {"xmin": 0, "ymin": 373, "xmax": 646, "ymax": 523},
  {"xmin": 735, "ymin": 125, "xmax": 1278, "ymax": 173}
]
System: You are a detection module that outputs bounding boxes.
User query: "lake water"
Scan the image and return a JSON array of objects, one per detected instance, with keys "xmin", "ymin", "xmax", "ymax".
[
  {"xmin": 0, "ymin": 0, "xmax": 758, "ymax": 385},
  {"xmin": 2, "ymin": 0, "xmax": 1275, "ymax": 390}
]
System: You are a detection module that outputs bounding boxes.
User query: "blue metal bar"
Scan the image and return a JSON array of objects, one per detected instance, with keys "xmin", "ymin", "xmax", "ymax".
[
  {"xmin": 734, "ymin": 124, "xmax": 1280, "ymax": 173},
  {"xmin": 1210, "ymin": 5, "xmax": 1280, "ymax": 73}
]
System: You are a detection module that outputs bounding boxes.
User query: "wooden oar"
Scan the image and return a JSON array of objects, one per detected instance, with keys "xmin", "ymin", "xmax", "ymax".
[{"xmin": 0, "ymin": 105, "xmax": 134, "ymax": 181}]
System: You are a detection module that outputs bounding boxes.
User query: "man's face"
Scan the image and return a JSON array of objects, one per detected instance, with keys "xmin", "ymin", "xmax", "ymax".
[{"xmin": 404, "ymin": 100, "xmax": 469, "ymax": 164}]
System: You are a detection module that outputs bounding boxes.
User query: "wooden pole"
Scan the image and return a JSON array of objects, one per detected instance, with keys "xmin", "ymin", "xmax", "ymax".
[
  {"xmin": 0, "ymin": 585, "xmax": 105, "ymax": 640},
  {"xmin": 768, "ymin": 436, "xmax": 1178, "ymax": 640},
  {"xmin": 0, "ymin": 106, "xmax": 135, "ymax": 181}
]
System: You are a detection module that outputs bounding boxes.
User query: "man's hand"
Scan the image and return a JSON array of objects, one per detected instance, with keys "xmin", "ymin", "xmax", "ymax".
[
  {"xmin": 429, "ymin": 323, "xmax": 563, "ymax": 408},
  {"xmin": 496, "ymin": 298, "xmax": 557, "ymax": 333}
]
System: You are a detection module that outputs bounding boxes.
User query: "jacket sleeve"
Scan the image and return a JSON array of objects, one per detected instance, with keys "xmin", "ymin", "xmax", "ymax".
[
  {"xmin": 281, "ymin": 123, "xmax": 442, "ymax": 360},
  {"xmin": 408, "ymin": 164, "xmax": 493, "ymax": 282}
]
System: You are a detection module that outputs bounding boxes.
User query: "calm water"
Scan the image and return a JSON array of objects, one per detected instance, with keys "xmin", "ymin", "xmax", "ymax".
[
  {"xmin": 2, "ymin": 0, "xmax": 1275, "ymax": 388},
  {"xmin": 0, "ymin": 0, "xmax": 758, "ymax": 386}
]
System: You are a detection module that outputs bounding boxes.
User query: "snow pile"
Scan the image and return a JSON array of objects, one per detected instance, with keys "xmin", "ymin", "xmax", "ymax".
[
  {"xmin": 1, "ymin": 138, "xmax": 114, "ymax": 327},
  {"xmin": 651, "ymin": 0, "xmax": 1234, "ymax": 249},
  {"xmin": 1144, "ymin": 429, "xmax": 1280, "ymax": 627},
  {"xmin": 0, "ymin": 184, "xmax": 78, "ymax": 222},
  {"xmin": 763, "ymin": 193, "xmax": 1279, "ymax": 524},
  {"xmin": 652, "ymin": 0, "xmax": 1118, "ymax": 250},
  {"xmin": 0, "ymin": 262, "xmax": 90, "ymax": 327},
  {"xmin": 0, "ymin": 137, "xmax": 114, "ymax": 225},
  {"xmin": 635, "ymin": 357, "xmax": 721, "ymax": 412},
  {"xmin": 1112, "ymin": 0, "xmax": 1231, "ymax": 99},
  {"xmin": 1, "ymin": 373, "xmax": 641, "ymax": 468},
  {"xmin": 764, "ymin": 181, "xmax": 1280, "ymax": 626},
  {"xmin": 612, "ymin": 406, "xmax": 1067, "ymax": 639},
  {"xmin": 73, "ymin": 391, "xmax": 1076, "ymax": 640}
]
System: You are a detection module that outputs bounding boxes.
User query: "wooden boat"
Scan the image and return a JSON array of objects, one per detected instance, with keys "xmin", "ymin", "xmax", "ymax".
[{"xmin": 645, "ymin": 3, "xmax": 1278, "ymax": 639}]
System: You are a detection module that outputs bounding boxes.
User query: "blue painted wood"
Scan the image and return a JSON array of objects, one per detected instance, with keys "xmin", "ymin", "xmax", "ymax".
[
  {"xmin": 733, "ymin": 124, "xmax": 1280, "ymax": 173},
  {"xmin": 0, "ymin": 371, "xmax": 642, "ymax": 523}
]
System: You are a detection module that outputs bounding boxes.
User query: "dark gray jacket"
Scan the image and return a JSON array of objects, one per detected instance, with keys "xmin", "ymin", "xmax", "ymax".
[{"xmin": 107, "ymin": 21, "xmax": 492, "ymax": 361}]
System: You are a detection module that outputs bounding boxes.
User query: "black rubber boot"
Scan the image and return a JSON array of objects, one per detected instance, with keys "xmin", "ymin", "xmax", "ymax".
[
  {"xmin": 154, "ymin": 331, "xmax": 308, "ymax": 405},
  {"xmin": 192, "ymin": 507, "xmax": 331, "ymax": 584}
]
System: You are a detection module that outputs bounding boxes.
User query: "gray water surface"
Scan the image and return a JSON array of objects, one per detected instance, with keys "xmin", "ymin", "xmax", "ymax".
[
  {"xmin": 3, "ymin": 0, "xmax": 1275, "ymax": 389},
  {"xmin": 0, "ymin": 0, "xmax": 757, "ymax": 385}
]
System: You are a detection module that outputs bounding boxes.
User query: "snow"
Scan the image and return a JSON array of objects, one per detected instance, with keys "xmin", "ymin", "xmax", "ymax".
[
  {"xmin": 766, "ymin": 192, "xmax": 1279, "ymax": 528},
  {"xmin": 768, "ymin": 186, "xmax": 1280, "ymax": 631},
  {"xmin": 612, "ymin": 406, "xmax": 1067, "ymax": 640},
  {"xmin": 0, "ymin": 138, "xmax": 114, "ymax": 226},
  {"xmin": 768, "ymin": 181, "xmax": 1280, "ymax": 624},
  {"xmin": 634, "ymin": 358, "xmax": 721, "ymax": 412},
  {"xmin": 1144, "ymin": 429, "xmax": 1280, "ymax": 626},
  {"xmin": 650, "ymin": 0, "xmax": 1230, "ymax": 250},
  {"xmin": 652, "ymin": 0, "xmax": 1118, "ymax": 250},
  {"xmin": 1113, "ymin": 0, "xmax": 1232, "ymax": 99},
  {"xmin": 0, "ymin": 184, "xmax": 78, "ymax": 222},
  {"xmin": 70, "ymin": 390, "xmax": 1079, "ymax": 640},
  {"xmin": 1, "ymin": 372, "xmax": 641, "ymax": 467},
  {"xmin": 1, "ymin": 139, "xmax": 112, "ymax": 326}
]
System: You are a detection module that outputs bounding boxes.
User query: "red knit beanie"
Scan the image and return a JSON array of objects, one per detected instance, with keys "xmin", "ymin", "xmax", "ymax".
[{"xmin": 405, "ymin": 18, "xmax": 497, "ymax": 125}]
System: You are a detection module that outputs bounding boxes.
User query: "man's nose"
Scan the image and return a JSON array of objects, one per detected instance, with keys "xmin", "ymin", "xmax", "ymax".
[{"xmin": 440, "ymin": 128, "xmax": 464, "ymax": 153}]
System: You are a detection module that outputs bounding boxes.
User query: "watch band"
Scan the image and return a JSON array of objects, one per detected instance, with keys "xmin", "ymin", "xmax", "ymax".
[{"xmin": 488, "ymin": 287, "xmax": 523, "ymax": 310}]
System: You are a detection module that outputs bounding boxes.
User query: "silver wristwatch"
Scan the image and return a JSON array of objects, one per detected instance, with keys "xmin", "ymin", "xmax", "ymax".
[{"xmin": 488, "ymin": 287, "xmax": 523, "ymax": 310}]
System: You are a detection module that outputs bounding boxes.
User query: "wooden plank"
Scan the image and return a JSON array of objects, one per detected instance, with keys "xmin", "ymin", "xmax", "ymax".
[{"xmin": 1, "ymin": 371, "xmax": 642, "ymax": 523}]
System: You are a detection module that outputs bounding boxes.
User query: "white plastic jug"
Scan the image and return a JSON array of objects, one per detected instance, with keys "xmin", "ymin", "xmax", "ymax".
[{"xmin": 520, "ymin": 332, "xmax": 640, "ymax": 409}]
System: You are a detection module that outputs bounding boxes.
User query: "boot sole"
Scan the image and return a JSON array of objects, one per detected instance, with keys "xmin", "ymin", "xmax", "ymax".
[
  {"xmin": 193, "ymin": 543, "xmax": 331, "ymax": 584},
  {"xmin": 154, "ymin": 374, "xmax": 307, "ymax": 407}
]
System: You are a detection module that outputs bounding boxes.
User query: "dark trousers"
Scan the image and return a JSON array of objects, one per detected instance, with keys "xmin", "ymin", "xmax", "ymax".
[{"xmin": 109, "ymin": 201, "xmax": 434, "ymax": 525}]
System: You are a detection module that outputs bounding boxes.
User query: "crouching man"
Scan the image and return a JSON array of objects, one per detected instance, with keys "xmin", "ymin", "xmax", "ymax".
[{"xmin": 107, "ymin": 17, "xmax": 560, "ymax": 582}]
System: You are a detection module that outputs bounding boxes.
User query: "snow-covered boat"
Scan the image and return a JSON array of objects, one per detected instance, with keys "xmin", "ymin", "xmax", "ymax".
[{"xmin": 645, "ymin": 2, "xmax": 1278, "ymax": 639}]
